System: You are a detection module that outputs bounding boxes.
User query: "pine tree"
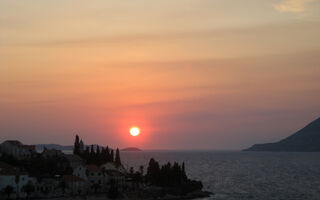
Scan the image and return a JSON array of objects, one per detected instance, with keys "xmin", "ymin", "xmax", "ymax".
[{"xmin": 115, "ymin": 148, "xmax": 121, "ymax": 167}]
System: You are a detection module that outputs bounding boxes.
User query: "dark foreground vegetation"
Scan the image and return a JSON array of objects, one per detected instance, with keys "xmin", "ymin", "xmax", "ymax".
[{"xmin": 145, "ymin": 158, "xmax": 203, "ymax": 195}]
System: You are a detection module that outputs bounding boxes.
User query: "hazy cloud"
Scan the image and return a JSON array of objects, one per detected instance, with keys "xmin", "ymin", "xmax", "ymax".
[{"xmin": 274, "ymin": 0, "xmax": 316, "ymax": 13}]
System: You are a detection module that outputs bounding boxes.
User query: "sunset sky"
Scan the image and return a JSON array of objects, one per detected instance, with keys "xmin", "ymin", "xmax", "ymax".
[{"xmin": 1, "ymin": 0, "xmax": 320, "ymax": 150}]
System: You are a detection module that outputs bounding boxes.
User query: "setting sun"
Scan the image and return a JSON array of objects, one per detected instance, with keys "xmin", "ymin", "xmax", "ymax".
[{"xmin": 130, "ymin": 127, "xmax": 140, "ymax": 136}]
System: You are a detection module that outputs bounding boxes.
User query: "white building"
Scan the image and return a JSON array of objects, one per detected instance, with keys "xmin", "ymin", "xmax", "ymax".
[
  {"xmin": 62, "ymin": 175, "xmax": 86, "ymax": 195},
  {"xmin": 73, "ymin": 165, "xmax": 88, "ymax": 181},
  {"xmin": 73, "ymin": 164, "xmax": 106, "ymax": 193},
  {"xmin": 85, "ymin": 165, "xmax": 104, "ymax": 186},
  {"xmin": 0, "ymin": 162, "xmax": 36, "ymax": 199},
  {"xmin": 101, "ymin": 162, "xmax": 127, "ymax": 174},
  {"xmin": 0, "ymin": 140, "xmax": 36, "ymax": 160},
  {"xmin": 63, "ymin": 154, "xmax": 84, "ymax": 169},
  {"xmin": 41, "ymin": 148, "xmax": 64, "ymax": 158},
  {"xmin": 100, "ymin": 162, "xmax": 125, "ymax": 189}
]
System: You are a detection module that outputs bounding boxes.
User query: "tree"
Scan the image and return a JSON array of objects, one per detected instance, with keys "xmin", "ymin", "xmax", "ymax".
[
  {"xmin": 110, "ymin": 150, "xmax": 114, "ymax": 163},
  {"xmin": 115, "ymin": 148, "xmax": 121, "ymax": 167},
  {"xmin": 73, "ymin": 135, "xmax": 80, "ymax": 155},
  {"xmin": 96, "ymin": 146, "xmax": 100, "ymax": 155},
  {"xmin": 79, "ymin": 139, "xmax": 84, "ymax": 154},
  {"xmin": 3, "ymin": 185, "xmax": 14, "ymax": 199},
  {"xmin": 129, "ymin": 167, "xmax": 134, "ymax": 175},
  {"xmin": 146, "ymin": 158, "xmax": 189, "ymax": 188},
  {"xmin": 106, "ymin": 146, "xmax": 110, "ymax": 162},
  {"xmin": 182, "ymin": 162, "xmax": 187, "ymax": 181},
  {"xmin": 139, "ymin": 165, "xmax": 144, "ymax": 176},
  {"xmin": 15, "ymin": 175, "xmax": 20, "ymax": 199},
  {"xmin": 22, "ymin": 182, "xmax": 35, "ymax": 200},
  {"xmin": 90, "ymin": 145, "xmax": 95, "ymax": 156},
  {"xmin": 84, "ymin": 146, "xmax": 90, "ymax": 160},
  {"xmin": 146, "ymin": 158, "xmax": 160, "ymax": 185}
]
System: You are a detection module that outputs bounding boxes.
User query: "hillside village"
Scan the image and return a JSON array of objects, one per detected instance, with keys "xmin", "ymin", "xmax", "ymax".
[
  {"xmin": 0, "ymin": 136, "xmax": 130, "ymax": 199},
  {"xmin": 0, "ymin": 136, "xmax": 206, "ymax": 200}
]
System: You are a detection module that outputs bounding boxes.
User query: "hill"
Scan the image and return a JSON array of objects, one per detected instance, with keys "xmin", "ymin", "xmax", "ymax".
[
  {"xmin": 121, "ymin": 147, "xmax": 142, "ymax": 151},
  {"xmin": 35, "ymin": 144, "xmax": 73, "ymax": 152},
  {"xmin": 36, "ymin": 144, "xmax": 113, "ymax": 152},
  {"xmin": 245, "ymin": 117, "xmax": 320, "ymax": 152}
]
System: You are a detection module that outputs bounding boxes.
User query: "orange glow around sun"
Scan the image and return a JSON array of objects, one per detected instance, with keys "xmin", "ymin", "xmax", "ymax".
[{"xmin": 130, "ymin": 127, "xmax": 140, "ymax": 136}]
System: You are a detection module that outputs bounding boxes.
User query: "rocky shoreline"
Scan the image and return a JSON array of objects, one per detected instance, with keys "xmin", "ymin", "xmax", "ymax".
[
  {"xmin": 124, "ymin": 189, "xmax": 212, "ymax": 200},
  {"xmin": 43, "ymin": 190, "xmax": 212, "ymax": 200}
]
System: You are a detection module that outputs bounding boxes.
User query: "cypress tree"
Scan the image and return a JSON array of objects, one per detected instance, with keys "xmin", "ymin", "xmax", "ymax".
[
  {"xmin": 106, "ymin": 146, "xmax": 110, "ymax": 162},
  {"xmin": 110, "ymin": 149, "xmax": 114, "ymax": 163},
  {"xmin": 182, "ymin": 162, "xmax": 187, "ymax": 180},
  {"xmin": 96, "ymin": 146, "xmax": 100, "ymax": 155},
  {"xmin": 115, "ymin": 148, "xmax": 121, "ymax": 167},
  {"xmin": 90, "ymin": 145, "xmax": 95, "ymax": 156},
  {"xmin": 146, "ymin": 158, "xmax": 160, "ymax": 185},
  {"xmin": 101, "ymin": 147, "xmax": 106, "ymax": 163},
  {"xmin": 73, "ymin": 135, "xmax": 80, "ymax": 155},
  {"xmin": 84, "ymin": 146, "xmax": 90, "ymax": 160}
]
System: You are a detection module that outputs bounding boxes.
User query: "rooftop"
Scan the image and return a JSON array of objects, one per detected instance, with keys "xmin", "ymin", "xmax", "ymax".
[{"xmin": 85, "ymin": 165, "xmax": 101, "ymax": 172}]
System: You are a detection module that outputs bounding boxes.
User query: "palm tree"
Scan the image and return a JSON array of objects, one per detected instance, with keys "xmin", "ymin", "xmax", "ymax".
[{"xmin": 3, "ymin": 185, "xmax": 14, "ymax": 199}]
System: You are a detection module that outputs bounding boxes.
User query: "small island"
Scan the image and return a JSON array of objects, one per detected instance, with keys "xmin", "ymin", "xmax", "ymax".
[
  {"xmin": 121, "ymin": 147, "xmax": 142, "ymax": 151},
  {"xmin": 0, "ymin": 135, "xmax": 210, "ymax": 199}
]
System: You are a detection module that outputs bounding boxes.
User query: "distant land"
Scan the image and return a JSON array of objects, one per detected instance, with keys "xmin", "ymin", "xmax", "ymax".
[
  {"xmin": 35, "ymin": 144, "xmax": 113, "ymax": 152},
  {"xmin": 121, "ymin": 147, "xmax": 142, "ymax": 151},
  {"xmin": 35, "ymin": 144, "xmax": 73, "ymax": 152},
  {"xmin": 245, "ymin": 117, "xmax": 320, "ymax": 152}
]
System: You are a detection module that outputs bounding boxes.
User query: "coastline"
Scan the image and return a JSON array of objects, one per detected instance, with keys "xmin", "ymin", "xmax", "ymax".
[{"xmin": 42, "ymin": 190, "xmax": 212, "ymax": 200}]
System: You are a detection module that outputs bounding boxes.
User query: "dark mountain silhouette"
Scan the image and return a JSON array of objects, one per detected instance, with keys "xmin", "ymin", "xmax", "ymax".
[
  {"xmin": 245, "ymin": 117, "xmax": 320, "ymax": 152},
  {"xmin": 36, "ymin": 144, "xmax": 73, "ymax": 152},
  {"xmin": 121, "ymin": 147, "xmax": 142, "ymax": 151},
  {"xmin": 36, "ymin": 144, "xmax": 113, "ymax": 152}
]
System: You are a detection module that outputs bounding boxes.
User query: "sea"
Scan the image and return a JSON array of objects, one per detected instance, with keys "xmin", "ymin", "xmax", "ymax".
[{"xmin": 120, "ymin": 151, "xmax": 320, "ymax": 200}]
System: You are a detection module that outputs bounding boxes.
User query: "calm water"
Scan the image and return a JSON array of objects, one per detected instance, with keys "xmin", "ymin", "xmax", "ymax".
[{"xmin": 120, "ymin": 151, "xmax": 320, "ymax": 200}]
